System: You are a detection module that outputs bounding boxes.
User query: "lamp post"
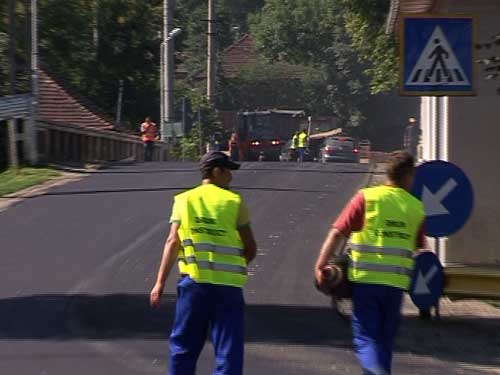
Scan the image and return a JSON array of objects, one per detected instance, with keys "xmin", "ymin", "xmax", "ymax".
[
  {"xmin": 160, "ymin": 0, "xmax": 181, "ymax": 141},
  {"xmin": 207, "ymin": 0, "xmax": 216, "ymax": 104},
  {"xmin": 27, "ymin": 0, "xmax": 39, "ymax": 165}
]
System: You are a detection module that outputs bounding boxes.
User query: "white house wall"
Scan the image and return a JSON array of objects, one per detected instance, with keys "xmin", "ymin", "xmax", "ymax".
[{"xmin": 433, "ymin": 0, "xmax": 500, "ymax": 265}]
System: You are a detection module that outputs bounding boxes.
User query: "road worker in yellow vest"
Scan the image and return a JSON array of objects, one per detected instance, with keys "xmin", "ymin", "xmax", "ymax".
[
  {"xmin": 314, "ymin": 151, "xmax": 426, "ymax": 375},
  {"xmin": 150, "ymin": 151, "xmax": 257, "ymax": 375},
  {"xmin": 297, "ymin": 129, "xmax": 308, "ymax": 163},
  {"xmin": 290, "ymin": 131, "xmax": 299, "ymax": 161}
]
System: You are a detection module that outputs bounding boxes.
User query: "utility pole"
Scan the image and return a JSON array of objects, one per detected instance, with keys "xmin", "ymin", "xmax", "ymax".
[
  {"xmin": 207, "ymin": 0, "xmax": 216, "ymax": 104},
  {"xmin": 164, "ymin": 0, "xmax": 175, "ymax": 131},
  {"xmin": 7, "ymin": 0, "xmax": 19, "ymax": 168},
  {"xmin": 27, "ymin": 0, "xmax": 39, "ymax": 164},
  {"xmin": 115, "ymin": 79, "xmax": 124, "ymax": 128}
]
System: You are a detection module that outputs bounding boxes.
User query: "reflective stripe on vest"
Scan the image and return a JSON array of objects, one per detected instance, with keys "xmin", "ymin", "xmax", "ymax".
[
  {"xmin": 175, "ymin": 184, "xmax": 247, "ymax": 288},
  {"xmin": 349, "ymin": 185, "xmax": 424, "ymax": 290},
  {"xmin": 349, "ymin": 243, "xmax": 413, "ymax": 258},
  {"xmin": 185, "ymin": 256, "xmax": 247, "ymax": 274},
  {"xmin": 350, "ymin": 261, "xmax": 413, "ymax": 277},
  {"xmin": 182, "ymin": 239, "xmax": 244, "ymax": 256}
]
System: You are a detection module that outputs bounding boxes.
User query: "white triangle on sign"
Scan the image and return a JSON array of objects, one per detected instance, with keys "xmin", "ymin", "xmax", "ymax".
[{"xmin": 406, "ymin": 26, "xmax": 470, "ymax": 86}]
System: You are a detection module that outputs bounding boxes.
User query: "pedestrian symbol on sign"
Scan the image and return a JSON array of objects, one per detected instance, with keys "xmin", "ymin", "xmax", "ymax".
[{"xmin": 406, "ymin": 26, "xmax": 470, "ymax": 86}]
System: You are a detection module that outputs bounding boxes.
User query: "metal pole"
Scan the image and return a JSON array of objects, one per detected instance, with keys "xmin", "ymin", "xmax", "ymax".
[
  {"xmin": 181, "ymin": 97, "xmax": 186, "ymax": 161},
  {"xmin": 198, "ymin": 107, "xmax": 203, "ymax": 155},
  {"xmin": 207, "ymin": 0, "xmax": 216, "ymax": 104},
  {"xmin": 160, "ymin": 41, "xmax": 165, "ymax": 138},
  {"xmin": 7, "ymin": 119, "xmax": 19, "ymax": 168},
  {"xmin": 8, "ymin": 0, "xmax": 16, "ymax": 95},
  {"xmin": 115, "ymin": 79, "xmax": 124, "ymax": 128},
  {"xmin": 434, "ymin": 96, "xmax": 441, "ymax": 259},
  {"xmin": 27, "ymin": 0, "xmax": 39, "ymax": 164},
  {"xmin": 7, "ymin": 0, "xmax": 19, "ymax": 167},
  {"xmin": 93, "ymin": 0, "xmax": 99, "ymax": 51},
  {"xmin": 165, "ymin": 0, "xmax": 174, "ymax": 124}
]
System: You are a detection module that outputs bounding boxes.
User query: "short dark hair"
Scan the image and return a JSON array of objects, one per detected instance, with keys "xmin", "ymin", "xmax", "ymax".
[
  {"xmin": 201, "ymin": 165, "xmax": 226, "ymax": 179},
  {"xmin": 201, "ymin": 167, "xmax": 214, "ymax": 179},
  {"xmin": 386, "ymin": 151, "xmax": 415, "ymax": 184}
]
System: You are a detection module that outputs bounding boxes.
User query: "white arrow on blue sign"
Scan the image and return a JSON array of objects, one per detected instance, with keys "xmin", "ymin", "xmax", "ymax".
[
  {"xmin": 409, "ymin": 252, "xmax": 444, "ymax": 310},
  {"xmin": 412, "ymin": 160, "xmax": 473, "ymax": 237}
]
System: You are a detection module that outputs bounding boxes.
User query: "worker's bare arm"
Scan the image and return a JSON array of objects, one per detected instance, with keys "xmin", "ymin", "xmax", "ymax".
[
  {"xmin": 150, "ymin": 223, "xmax": 181, "ymax": 308},
  {"xmin": 238, "ymin": 226, "xmax": 257, "ymax": 264},
  {"xmin": 314, "ymin": 228, "xmax": 347, "ymax": 289}
]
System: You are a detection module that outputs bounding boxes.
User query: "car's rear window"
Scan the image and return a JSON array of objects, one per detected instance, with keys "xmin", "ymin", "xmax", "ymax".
[{"xmin": 326, "ymin": 138, "xmax": 355, "ymax": 148}]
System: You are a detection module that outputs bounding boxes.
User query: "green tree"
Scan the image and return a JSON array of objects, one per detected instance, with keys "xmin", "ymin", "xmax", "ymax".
[
  {"xmin": 249, "ymin": 0, "xmax": 370, "ymax": 128},
  {"xmin": 341, "ymin": 0, "xmax": 397, "ymax": 94}
]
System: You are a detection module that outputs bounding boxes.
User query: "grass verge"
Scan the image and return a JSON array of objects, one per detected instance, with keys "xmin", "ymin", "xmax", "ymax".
[{"xmin": 0, "ymin": 167, "xmax": 60, "ymax": 197}]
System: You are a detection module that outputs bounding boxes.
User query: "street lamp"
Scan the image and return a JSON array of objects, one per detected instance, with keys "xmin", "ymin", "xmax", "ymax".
[{"xmin": 167, "ymin": 28, "xmax": 182, "ymax": 40}]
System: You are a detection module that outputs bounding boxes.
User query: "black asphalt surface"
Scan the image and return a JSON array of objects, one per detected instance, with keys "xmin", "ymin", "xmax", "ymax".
[{"xmin": 0, "ymin": 161, "xmax": 497, "ymax": 375}]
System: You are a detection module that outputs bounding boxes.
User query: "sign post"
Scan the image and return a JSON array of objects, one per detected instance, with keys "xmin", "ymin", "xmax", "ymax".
[{"xmin": 410, "ymin": 160, "xmax": 474, "ymax": 317}]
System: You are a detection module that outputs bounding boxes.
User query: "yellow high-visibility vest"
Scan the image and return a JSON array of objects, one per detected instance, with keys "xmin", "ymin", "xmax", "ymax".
[
  {"xmin": 349, "ymin": 185, "xmax": 425, "ymax": 290},
  {"xmin": 298, "ymin": 132, "xmax": 308, "ymax": 148},
  {"xmin": 175, "ymin": 184, "xmax": 247, "ymax": 288}
]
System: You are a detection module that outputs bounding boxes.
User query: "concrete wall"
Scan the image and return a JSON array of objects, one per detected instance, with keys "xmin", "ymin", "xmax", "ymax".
[{"xmin": 437, "ymin": 0, "xmax": 500, "ymax": 265}]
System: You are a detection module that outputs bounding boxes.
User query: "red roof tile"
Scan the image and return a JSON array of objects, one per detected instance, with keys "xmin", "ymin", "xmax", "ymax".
[
  {"xmin": 220, "ymin": 34, "xmax": 308, "ymax": 79},
  {"xmin": 38, "ymin": 70, "xmax": 114, "ymax": 130}
]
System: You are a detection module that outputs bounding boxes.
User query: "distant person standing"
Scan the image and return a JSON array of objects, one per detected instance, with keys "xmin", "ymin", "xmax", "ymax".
[
  {"xmin": 229, "ymin": 132, "xmax": 240, "ymax": 161},
  {"xmin": 141, "ymin": 116, "xmax": 158, "ymax": 161},
  {"xmin": 290, "ymin": 131, "xmax": 299, "ymax": 162},
  {"xmin": 297, "ymin": 129, "xmax": 308, "ymax": 163},
  {"xmin": 403, "ymin": 118, "xmax": 420, "ymax": 158}
]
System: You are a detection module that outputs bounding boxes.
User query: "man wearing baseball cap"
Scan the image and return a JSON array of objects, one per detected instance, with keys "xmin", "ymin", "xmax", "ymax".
[{"xmin": 150, "ymin": 151, "xmax": 257, "ymax": 375}]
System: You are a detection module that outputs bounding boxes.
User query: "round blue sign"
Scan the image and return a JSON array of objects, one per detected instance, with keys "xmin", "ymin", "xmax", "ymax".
[
  {"xmin": 409, "ymin": 252, "xmax": 444, "ymax": 310},
  {"xmin": 412, "ymin": 160, "xmax": 473, "ymax": 237}
]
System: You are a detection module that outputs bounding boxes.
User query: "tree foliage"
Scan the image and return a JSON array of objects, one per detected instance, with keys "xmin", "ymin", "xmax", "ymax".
[
  {"xmin": 341, "ymin": 0, "xmax": 398, "ymax": 94},
  {"xmin": 249, "ymin": 0, "xmax": 370, "ymax": 128},
  {"xmin": 1, "ymin": 0, "xmax": 404, "ymax": 139}
]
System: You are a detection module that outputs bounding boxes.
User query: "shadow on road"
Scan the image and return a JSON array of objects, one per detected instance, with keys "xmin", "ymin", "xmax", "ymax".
[{"xmin": 0, "ymin": 294, "xmax": 499, "ymax": 368}]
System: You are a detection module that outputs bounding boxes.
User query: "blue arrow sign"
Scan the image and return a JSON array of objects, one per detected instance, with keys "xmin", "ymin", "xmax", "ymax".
[
  {"xmin": 409, "ymin": 252, "xmax": 444, "ymax": 310},
  {"xmin": 412, "ymin": 160, "xmax": 473, "ymax": 237},
  {"xmin": 400, "ymin": 15, "xmax": 475, "ymax": 95}
]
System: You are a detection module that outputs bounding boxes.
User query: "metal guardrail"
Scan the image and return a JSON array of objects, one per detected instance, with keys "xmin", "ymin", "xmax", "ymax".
[
  {"xmin": 37, "ymin": 121, "xmax": 169, "ymax": 163},
  {"xmin": 444, "ymin": 265, "xmax": 500, "ymax": 299},
  {"xmin": 0, "ymin": 94, "xmax": 31, "ymax": 121}
]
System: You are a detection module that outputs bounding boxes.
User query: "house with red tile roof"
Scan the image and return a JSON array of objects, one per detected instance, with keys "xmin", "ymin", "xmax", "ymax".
[{"xmin": 38, "ymin": 70, "xmax": 114, "ymax": 130}]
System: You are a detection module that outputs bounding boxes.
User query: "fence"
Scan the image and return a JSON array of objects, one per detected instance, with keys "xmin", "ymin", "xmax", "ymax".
[{"xmin": 37, "ymin": 121, "xmax": 169, "ymax": 164}]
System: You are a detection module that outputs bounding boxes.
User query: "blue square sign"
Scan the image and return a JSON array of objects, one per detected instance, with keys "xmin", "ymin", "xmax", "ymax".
[{"xmin": 400, "ymin": 15, "xmax": 475, "ymax": 96}]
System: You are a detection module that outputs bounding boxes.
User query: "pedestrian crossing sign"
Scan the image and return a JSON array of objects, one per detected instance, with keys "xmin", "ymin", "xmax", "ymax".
[{"xmin": 400, "ymin": 15, "xmax": 475, "ymax": 96}]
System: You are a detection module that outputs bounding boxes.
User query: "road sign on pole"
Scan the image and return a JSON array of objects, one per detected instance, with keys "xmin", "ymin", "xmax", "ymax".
[
  {"xmin": 412, "ymin": 160, "xmax": 474, "ymax": 237},
  {"xmin": 400, "ymin": 15, "xmax": 475, "ymax": 96},
  {"xmin": 409, "ymin": 252, "xmax": 444, "ymax": 310}
]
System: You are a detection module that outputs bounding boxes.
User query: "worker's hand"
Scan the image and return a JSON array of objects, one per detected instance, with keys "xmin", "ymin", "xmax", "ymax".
[
  {"xmin": 150, "ymin": 282, "xmax": 164, "ymax": 309},
  {"xmin": 314, "ymin": 266, "xmax": 329, "ymax": 291}
]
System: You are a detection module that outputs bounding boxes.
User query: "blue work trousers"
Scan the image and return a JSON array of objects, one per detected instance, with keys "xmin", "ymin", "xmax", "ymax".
[
  {"xmin": 169, "ymin": 276, "xmax": 245, "ymax": 375},
  {"xmin": 351, "ymin": 283, "xmax": 404, "ymax": 375}
]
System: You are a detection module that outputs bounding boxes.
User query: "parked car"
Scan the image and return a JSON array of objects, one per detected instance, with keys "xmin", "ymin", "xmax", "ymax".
[{"xmin": 319, "ymin": 136, "xmax": 360, "ymax": 163}]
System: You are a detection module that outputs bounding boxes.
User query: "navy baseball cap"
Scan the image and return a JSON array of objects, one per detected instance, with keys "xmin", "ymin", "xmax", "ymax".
[{"xmin": 200, "ymin": 151, "xmax": 240, "ymax": 171}]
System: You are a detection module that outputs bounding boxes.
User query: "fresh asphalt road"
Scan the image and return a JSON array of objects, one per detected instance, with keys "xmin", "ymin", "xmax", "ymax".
[{"xmin": 0, "ymin": 161, "xmax": 495, "ymax": 375}]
